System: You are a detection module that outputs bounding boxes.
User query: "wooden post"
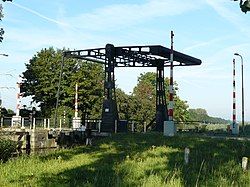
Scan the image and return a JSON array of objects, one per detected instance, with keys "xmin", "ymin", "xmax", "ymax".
[
  {"xmin": 17, "ymin": 134, "xmax": 23, "ymax": 154},
  {"xmin": 25, "ymin": 134, "xmax": 31, "ymax": 155},
  {"xmin": 29, "ymin": 119, "xmax": 32, "ymax": 130}
]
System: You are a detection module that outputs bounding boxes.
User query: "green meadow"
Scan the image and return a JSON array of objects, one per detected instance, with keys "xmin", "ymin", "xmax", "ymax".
[{"xmin": 1, "ymin": 133, "xmax": 250, "ymax": 186}]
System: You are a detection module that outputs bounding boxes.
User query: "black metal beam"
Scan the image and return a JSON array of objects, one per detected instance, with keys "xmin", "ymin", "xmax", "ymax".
[
  {"xmin": 149, "ymin": 45, "xmax": 202, "ymax": 66},
  {"xmin": 63, "ymin": 45, "xmax": 202, "ymax": 67}
]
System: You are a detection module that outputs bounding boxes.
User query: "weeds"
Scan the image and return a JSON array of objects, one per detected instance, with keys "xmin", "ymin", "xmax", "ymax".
[
  {"xmin": 0, "ymin": 138, "xmax": 17, "ymax": 162},
  {"xmin": 0, "ymin": 133, "xmax": 249, "ymax": 186}
]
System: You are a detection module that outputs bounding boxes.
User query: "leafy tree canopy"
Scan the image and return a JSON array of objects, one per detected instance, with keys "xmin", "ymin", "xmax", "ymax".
[
  {"xmin": 189, "ymin": 108, "xmax": 230, "ymax": 124},
  {"xmin": 21, "ymin": 47, "xmax": 104, "ymax": 118},
  {"xmin": 234, "ymin": 0, "xmax": 250, "ymax": 13},
  {"xmin": 130, "ymin": 72, "xmax": 189, "ymax": 124}
]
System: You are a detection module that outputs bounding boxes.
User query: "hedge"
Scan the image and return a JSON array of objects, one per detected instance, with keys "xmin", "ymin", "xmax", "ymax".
[{"xmin": 0, "ymin": 138, "xmax": 17, "ymax": 162}]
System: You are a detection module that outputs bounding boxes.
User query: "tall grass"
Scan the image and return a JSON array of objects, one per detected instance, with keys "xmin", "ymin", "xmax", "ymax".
[
  {"xmin": 0, "ymin": 133, "xmax": 250, "ymax": 186},
  {"xmin": 0, "ymin": 138, "xmax": 17, "ymax": 162}
]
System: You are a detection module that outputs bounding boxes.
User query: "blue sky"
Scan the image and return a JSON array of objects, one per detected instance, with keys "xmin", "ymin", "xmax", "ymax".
[{"xmin": 0, "ymin": 0, "xmax": 249, "ymax": 121}]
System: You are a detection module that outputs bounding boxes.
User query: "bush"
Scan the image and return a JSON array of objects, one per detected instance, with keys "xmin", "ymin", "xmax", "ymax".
[{"xmin": 0, "ymin": 138, "xmax": 17, "ymax": 162}]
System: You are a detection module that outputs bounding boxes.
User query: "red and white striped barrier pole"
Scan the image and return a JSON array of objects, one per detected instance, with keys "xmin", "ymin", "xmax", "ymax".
[
  {"xmin": 232, "ymin": 59, "xmax": 236, "ymax": 128},
  {"xmin": 73, "ymin": 82, "xmax": 82, "ymax": 129},
  {"xmin": 16, "ymin": 82, "xmax": 21, "ymax": 116},
  {"xmin": 168, "ymin": 31, "xmax": 174, "ymax": 121},
  {"xmin": 164, "ymin": 31, "xmax": 176, "ymax": 136},
  {"xmin": 75, "ymin": 83, "xmax": 78, "ymax": 118}
]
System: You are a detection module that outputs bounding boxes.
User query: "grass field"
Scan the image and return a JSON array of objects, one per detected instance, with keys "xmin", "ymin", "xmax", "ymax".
[{"xmin": 0, "ymin": 133, "xmax": 250, "ymax": 186}]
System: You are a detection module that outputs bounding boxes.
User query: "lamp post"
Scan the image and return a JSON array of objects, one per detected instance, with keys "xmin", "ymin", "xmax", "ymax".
[{"xmin": 234, "ymin": 53, "xmax": 244, "ymax": 133}]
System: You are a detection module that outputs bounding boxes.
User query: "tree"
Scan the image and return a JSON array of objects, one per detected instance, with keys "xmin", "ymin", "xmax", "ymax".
[
  {"xmin": 21, "ymin": 47, "xmax": 104, "ymax": 118},
  {"xmin": 130, "ymin": 72, "xmax": 190, "ymax": 125},
  {"xmin": 67, "ymin": 59, "xmax": 104, "ymax": 119},
  {"xmin": 0, "ymin": 107, "xmax": 14, "ymax": 117},
  {"xmin": 0, "ymin": 0, "xmax": 12, "ymax": 42},
  {"xmin": 174, "ymin": 96, "xmax": 190, "ymax": 122},
  {"xmin": 233, "ymin": 0, "xmax": 250, "ymax": 13},
  {"xmin": 188, "ymin": 108, "xmax": 230, "ymax": 124},
  {"xmin": 131, "ymin": 72, "xmax": 156, "ymax": 125},
  {"xmin": 116, "ymin": 88, "xmax": 130, "ymax": 120}
]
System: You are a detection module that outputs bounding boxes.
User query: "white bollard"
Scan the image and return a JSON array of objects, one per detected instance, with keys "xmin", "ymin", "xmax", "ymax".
[
  {"xmin": 242, "ymin": 157, "xmax": 248, "ymax": 171},
  {"xmin": 98, "ymin": 120, "xmax": 101, "ymax": 133},
  {"xmin": 59, "ymin": 118, "xmax": 62, "ymax": 131},
  {"xmin": 43, "ymin": 119, "xmax": 46, "ymax": 129},
  {"xmin": 48, "ymin": 119, "xmax": 50, "ymax": 129},
  {"xmin": 184, "ymin": 147, "xmax": 190, "ymax": 164},
  {"xmin": 21, "ymin": 117, "xmax": 25, "ymax": 129},
  {"xmin": 132, "ymin": 121, "xmax": 135, "ymax": 133},
  {"xmin": 33, "ymin": 118, "xmax": 36, "ymax": 130}
]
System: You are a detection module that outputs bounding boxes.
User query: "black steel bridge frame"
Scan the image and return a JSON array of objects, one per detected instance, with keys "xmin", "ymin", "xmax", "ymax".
[{"xmin": 63, "ymin": 44, "xmax": 202, "ymax": 132}]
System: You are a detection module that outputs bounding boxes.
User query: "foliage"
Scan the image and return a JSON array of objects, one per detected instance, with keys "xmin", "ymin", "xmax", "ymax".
[
  {"xmin": 50, "ymin": 106, "xmax": 74, "ymax": 128},
  {"xmin": 131, "ymin": 72, "xmax": 156, "ymax": 125},
  {"xmin": 0, "ymin": 133, "xmax": 249, "ymax": 186},
  {"xmin": 116, "ymin": 88, "xmax": 130, "ymax": 120},
  {"xmin": 0, "ymin": 107, "xmax": 14, "ymax": 117},
  {"xmin": 21, "ymin": 47, "xmax": 104, "ymax": 118},
  {"xmin": 189, "ymin": 108, "xmax": 230, "ymax": 124},
  {"xmin": 0, "ymin": 138, "xmax": 16, "ymax": 162},
  {"xmin": 131, "ymin": 72, "xmax": 190, "ymax": 124},
  {"xmin": 174, "ymin": 96, "xmax": 190, "ymax": 122},
  {"xmin": 0, "ymin": 0, "xmax": 12, "ymax": 42},
  {"xmin": 234, "ymin": 0, "xmax": 250, "ymax": 13}
]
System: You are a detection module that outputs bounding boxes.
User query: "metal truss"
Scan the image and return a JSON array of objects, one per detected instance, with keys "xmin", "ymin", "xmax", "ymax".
[
  {"xmin": 63, "ymin": 44, "xmax": 202, "ymax": 132},
  {"xmin": 64, "ymin": 45, "xmax": 201, "ymax": 67}
]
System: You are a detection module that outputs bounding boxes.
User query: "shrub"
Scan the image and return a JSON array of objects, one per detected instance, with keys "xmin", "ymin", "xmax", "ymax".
[{"xmin": 0, "ymin": 138, "xmax": 17, "ymax": 162}]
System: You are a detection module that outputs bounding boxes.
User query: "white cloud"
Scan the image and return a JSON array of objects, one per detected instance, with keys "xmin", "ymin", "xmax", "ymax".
[
  {"xmin": 183, "ymin": 35, "xmax": 233, "ymax": 53},
  {"xmin": 4, "ymin": 0, "xmax": 206, "ymax": 52},
  {"xmin": 11, "ymin": 2, "xmax": 70, "ymax": 27},
  {"xmin": 64, "ymin": 0, "xmax": 204, "ymax": 31}
]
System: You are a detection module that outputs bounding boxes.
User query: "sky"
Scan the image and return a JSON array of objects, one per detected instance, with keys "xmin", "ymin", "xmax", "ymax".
[{"xmin": 0, "ymin": 0, "xmax": 249, "ymax": 121}]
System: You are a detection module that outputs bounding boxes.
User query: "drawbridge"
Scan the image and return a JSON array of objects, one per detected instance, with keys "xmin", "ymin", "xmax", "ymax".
[{"xmin": 63, "ymin": 44, "xmax": 202, "ymax": 132}]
